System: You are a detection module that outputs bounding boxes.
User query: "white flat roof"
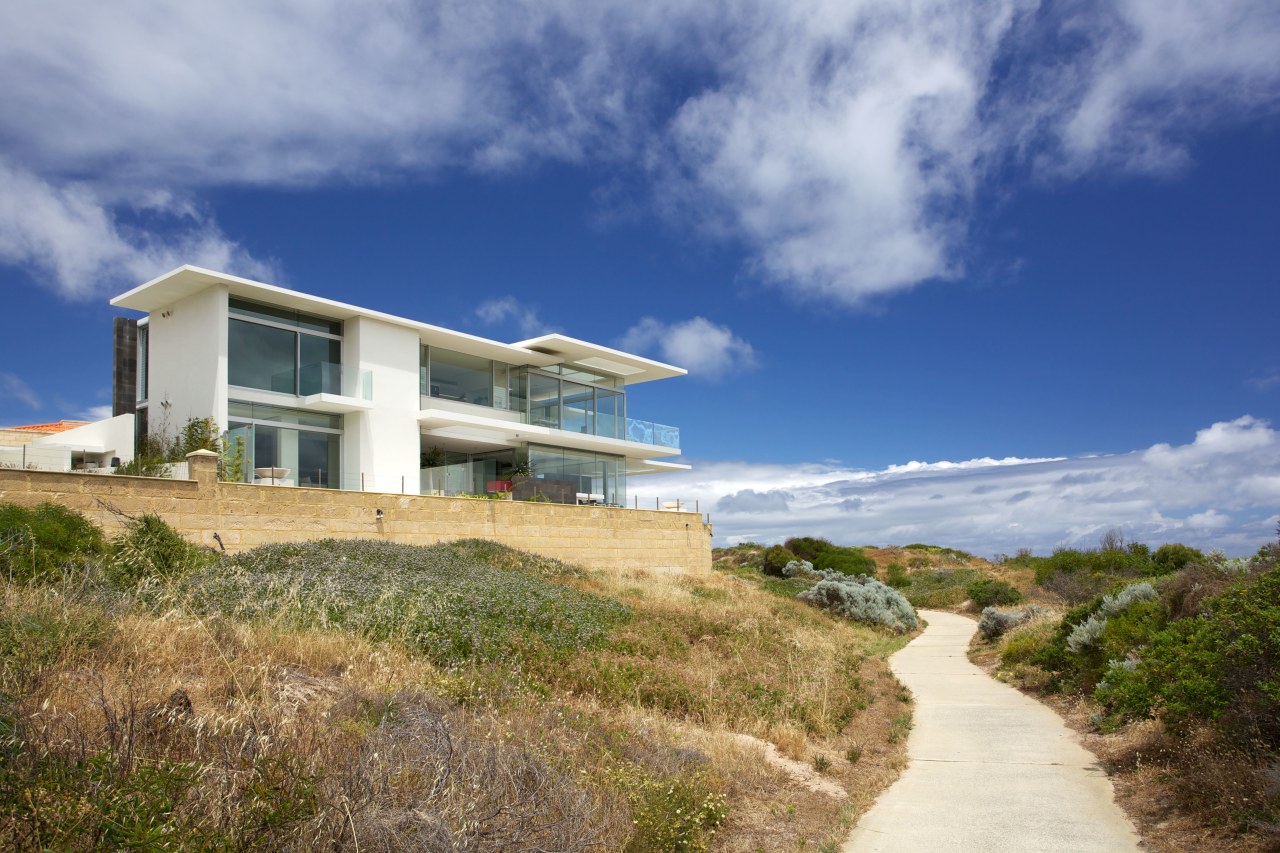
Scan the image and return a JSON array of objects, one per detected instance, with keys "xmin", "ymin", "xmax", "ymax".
[{"xmin": 111, "ymin": 265, "xmax": 686, "ymax": 384}]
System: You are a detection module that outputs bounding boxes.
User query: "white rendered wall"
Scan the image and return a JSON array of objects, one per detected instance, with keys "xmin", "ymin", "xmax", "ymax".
[
  {"xmin": 145, "ymin": 285, "xmax": 228, "ymax": 437},
  {"xmin": 343, "ymin": 316, "xmax": 421, "ymax": 494},
  {"xmin": 33, "ymin": 414, "xmax": 137, "ymax": 464}
]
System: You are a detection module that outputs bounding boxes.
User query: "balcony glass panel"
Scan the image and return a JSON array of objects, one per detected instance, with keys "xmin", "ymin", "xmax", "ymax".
[
  {"xmin": 298, "ymin": 334, "xmax": 342, "ymax": 394},
  {"xmin": 625, "ymin": 417, "xmax": 680, "ymax": 450}
]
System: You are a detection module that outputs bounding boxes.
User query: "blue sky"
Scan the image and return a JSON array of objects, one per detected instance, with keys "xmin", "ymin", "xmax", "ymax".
[{"xmin": 2, "ymin": 1, "xmax": 1278, "ymax": 555}]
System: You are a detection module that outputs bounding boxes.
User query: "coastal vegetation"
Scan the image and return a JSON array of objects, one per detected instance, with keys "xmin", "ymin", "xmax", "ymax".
[{"xmin": 0, "ymin": 506, "xmax": 918, "ymax": 851}]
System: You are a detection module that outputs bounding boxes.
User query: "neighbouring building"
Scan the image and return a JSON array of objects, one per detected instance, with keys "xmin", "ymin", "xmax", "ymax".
[{"xmin": 108, "ymin": 265, "xmax": 688, "ymax": 504}]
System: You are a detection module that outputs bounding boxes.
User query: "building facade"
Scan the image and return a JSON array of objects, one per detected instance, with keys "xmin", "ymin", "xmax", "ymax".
[{"xmin": 110, "ymin": 266, "xmax": 687, "ymax": 504}]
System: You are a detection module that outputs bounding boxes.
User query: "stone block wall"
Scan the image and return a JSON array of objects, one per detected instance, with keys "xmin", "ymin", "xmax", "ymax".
[{"xmin": 0, "ymin": 451, "xmax": 712, "ymax": 573}]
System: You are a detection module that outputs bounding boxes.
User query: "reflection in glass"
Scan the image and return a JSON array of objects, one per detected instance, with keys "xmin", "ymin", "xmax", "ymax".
[
  {"xmin": 229, "ymin": 318, "xmax": 296, "ymax": 393},
  {"xmin": 528, "ymin": 373, "xmax": 560, "ymax": 428},
  {"xmin": 561, "ymin": 381, "xmax": 593, "ymax": 434},
  {"xmin": 427, "ymin": 348, "xmax": 492, "ymax": 406}
]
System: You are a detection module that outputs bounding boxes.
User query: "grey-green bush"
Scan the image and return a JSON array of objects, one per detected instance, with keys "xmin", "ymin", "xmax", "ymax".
[
  {"xmin": 1066, "ymin": 582, "xmax": 1156, "ymax": 654},
  {"xmin": 978, "ymin": 604, "xmax": 1045, "ymax": 641},
  {"xmin": 796, "ymin": 574, "xmax": 918, "ymax": 633}
]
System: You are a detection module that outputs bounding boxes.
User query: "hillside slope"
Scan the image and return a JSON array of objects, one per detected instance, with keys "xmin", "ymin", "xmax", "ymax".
[{"xmin": 0, "ymin": 509, "xmax": 916, "ymax": 851}]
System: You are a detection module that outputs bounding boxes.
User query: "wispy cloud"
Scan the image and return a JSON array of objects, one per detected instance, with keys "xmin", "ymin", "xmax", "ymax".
[
  {"xmin": 1247, "ymin": 369, "xmax": 1280, "ymax": 391},
  {"xmin": 475, "ymin": 296, "xmax": 556, "ymax": 338},
  {"xmin": 633, "ymin": 416, "xmax": 1280, "ymax": 556},
  {"xmin": 1, "ymin": 2, "xmax": 1278, "ymax": 302},
  {"xmin": 77, "ymin": 405, "xmax": 113, "ymax": 421},
  {"xmin": 0, "ymin": 373, "xmax": 41, "ymax": 412},
  {"xmin": 619, "ymin": 316, "xmax": 757, "ymax": 380}
]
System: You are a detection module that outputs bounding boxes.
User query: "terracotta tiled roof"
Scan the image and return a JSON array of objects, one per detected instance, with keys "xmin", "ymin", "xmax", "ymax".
[{"xmin": 2, "ymin": 420, "xmax": 92, "ymax": 433}]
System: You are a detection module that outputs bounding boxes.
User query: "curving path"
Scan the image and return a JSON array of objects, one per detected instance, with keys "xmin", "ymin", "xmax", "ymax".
[{"xmin": 844, "ymin": 610, "xmax": 1142, "ymax": 853}]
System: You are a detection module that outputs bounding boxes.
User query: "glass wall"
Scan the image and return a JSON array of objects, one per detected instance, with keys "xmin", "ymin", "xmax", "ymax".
[
  {"xmin": 527, "ymin": 372, "xmax": 560, "ymax": 428},
  {"xmin": 228, "ymin": 298, "xmax": 343, "ymax": 396},
  {"xmin": 227, "ymin": 401, "xmax": 342, "ymax": 489},
  {"xmin": 527, "ymin": 445, "xmax": 626, "ymax": 506},
  {"xmin": 425, "ymin": 347, "xmax": 493, "ymax": 406},
  {"xmin": 419, "ymin": 443, "xmax": 625, "ymax": 505}
]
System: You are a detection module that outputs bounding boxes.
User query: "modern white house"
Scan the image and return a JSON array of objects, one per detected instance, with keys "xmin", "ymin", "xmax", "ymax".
[{"xmin": 108, "ymin": 265, "xmax": 688, "ymax": 504}]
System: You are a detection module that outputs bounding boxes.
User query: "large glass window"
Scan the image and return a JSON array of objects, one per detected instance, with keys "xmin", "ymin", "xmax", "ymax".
[
  {"xmin": 596, "ymin": 388, "xmax": 624, "ymax": 439},
  {"xmin": 229, "ymin": 319, "xmax": 297, "ymax": 393},
  {"xmin": 528, "ymin": 372, "xmax": 560, "ymax": 428},
  {"xmin": 228, "ymin": 299, "xmax": 343, "ymax": 396},
  {"xmin": 228, "ymin": 401, "xmax": 342, "ymax": 489},
  {"xmin": 561, "ymin": 381, "xmax": 594, "ymax": 435},
  {"xmin": 426, "ymin": 348, "xmax": 492, "ymax": 407},
  {"xmin": 136, "ymin": 324, "xmax": 149, "ymax": 402},
  {"xmin": 527, "ymin": 445, "xmax": 626, "ymax": 506}
]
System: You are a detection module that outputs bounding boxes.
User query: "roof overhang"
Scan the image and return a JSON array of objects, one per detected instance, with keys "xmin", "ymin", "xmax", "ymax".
[
  {"xmin": 512, "ymin": 334, "xmax": 687, "ymax": 384},
  {"xmin": 112, "ymin": 266, "xmax": 685, "ymax": 383}
]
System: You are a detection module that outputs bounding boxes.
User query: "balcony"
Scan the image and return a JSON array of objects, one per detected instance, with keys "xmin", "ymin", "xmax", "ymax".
[
  {"xmin": 299, "ymin": 363, "xmax": 374, "ymax": 413},
  {"xmin": 625, "ymin": 418, "xmax": 680, "ymax": 450}
]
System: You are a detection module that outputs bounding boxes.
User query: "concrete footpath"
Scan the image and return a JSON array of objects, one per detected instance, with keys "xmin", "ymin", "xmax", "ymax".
[{"xmin": 844, "ymin": 610, "xmax": 1142, "ymax": 853}]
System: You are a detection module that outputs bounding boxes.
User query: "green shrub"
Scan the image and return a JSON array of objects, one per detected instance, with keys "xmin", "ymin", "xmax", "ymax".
[
  {"xmin": 783, "ymin": 537, "xmax": 833, "ymax": 560},
  {"xmin": 0, "ymin": 502, "xmax": 104, "ymax": 583},
  {"xmin": 1152, "ymin": 543, "xmax": 1205, "ymax": 575},
  {"xmin": 761, "ymin": 546, "xmax": 797, "ymax": 577},
  {"xmin": 967, "ymin": 578, "xmax": 1022, "ymax": 607},
  {"xmin": 1098, "ymin": 566, "xmax": 1280, "ymax": 747},
  {"xmin": 999, "ymin": 618, "xmax": 1057, "ymax": 666},
  {"xmin": 106, "ymin": 514, "xmax": 213, "ymax": 587},
  {"xmin": 812, "ymin": 547, "xmax": 875, "ymax": 576},
  {"xmin": 885, "ymin": 563, "xmax": 910, "ymax": 588}
]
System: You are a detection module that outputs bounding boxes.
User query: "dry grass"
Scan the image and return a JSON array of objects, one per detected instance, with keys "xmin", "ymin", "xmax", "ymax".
[{"xmin": 1, "ymin": 539, "xmax": 916, "ymax": 851}]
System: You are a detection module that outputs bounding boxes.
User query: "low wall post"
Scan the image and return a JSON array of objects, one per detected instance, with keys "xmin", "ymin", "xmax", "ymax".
[{"xmin": 186, "ymin": 449, "xmax": 219, "ymax": 490}]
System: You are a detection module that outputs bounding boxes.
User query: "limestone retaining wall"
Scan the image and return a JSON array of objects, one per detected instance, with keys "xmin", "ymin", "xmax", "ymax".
[{"xmin": 0, "ymin": 452, "xmax": 711, "ymax": 573}]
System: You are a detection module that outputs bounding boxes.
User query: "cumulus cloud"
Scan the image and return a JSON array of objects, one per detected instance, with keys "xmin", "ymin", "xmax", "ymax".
[
  {"xmin": 0, "ymin": 373, "xmax": 41, "ymax": 411},
  {"xmin": 0, "ymin": 160, "xmax": 276, "ymax": 298},
  {"xmin": 1, "ymin": 1, "xmax": 1278, "ymax": 302},
  {"xmin": 475, "ymin": 296, "xmax": 554, "ymax": 338},
  {"xmin": 619, "ymin": 317, "xmax": 757, "ymax": 379},
  {"xmin": 631, "ymin": 415, "xmax": 1280, "ymax": 556}
]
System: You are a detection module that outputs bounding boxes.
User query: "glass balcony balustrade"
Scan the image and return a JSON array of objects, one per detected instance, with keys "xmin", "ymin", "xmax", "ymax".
[
  {"xmin": 625, "ymin": 418, "xmax": 680, "ymax": 450},
  {"xmin": 298, "ymin": 362, "xmax": 373, "ymax": 399}
]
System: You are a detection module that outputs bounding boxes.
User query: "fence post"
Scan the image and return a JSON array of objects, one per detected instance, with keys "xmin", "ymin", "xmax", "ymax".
[
  {"xmin": 401, "ymin": 475, "xmax": 405, "ymax": 494},
  {"xmin": 361, "ymin": 472, "xmax": 365, "ymax": 491}
]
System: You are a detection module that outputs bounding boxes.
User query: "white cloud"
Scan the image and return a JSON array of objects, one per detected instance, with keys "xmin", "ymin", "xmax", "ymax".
[
  {"xmin": 632, "ymin": 415, "xmax": 1280, "ymax": 556},
  {"xmin": 0, "ymin": 159, "xmax": 276, "ymax": 298},
  {"xmin": 1, "ymin": 2, "xmax": 1278, "ymax": 302},
  {"xmin": 619, "ymin": 316, "xmax": 757, "ymax": 380},
  {"xmin": 77, "ymin": 405, "xmax": 114, "ymax": 421},
  {"xmin": 1248, "ymin": 369, "xmax": 1280, "ymax": 391},
  {"xmin": 475, "ymin": 296, "xmax": 554, "ymax": 338},
  {"xmin": 0, "ymin": 373, "xmax": 41, "ymax": 411}
]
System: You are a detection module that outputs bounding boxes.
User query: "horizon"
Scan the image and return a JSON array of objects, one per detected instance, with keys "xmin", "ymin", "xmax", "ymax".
[{"xmin": 2, "ymin": 1, "xmax": 1277, "ymax": 557}]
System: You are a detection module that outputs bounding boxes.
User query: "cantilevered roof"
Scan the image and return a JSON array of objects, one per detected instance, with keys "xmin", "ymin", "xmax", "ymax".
[{"xmin": 111, "ymin": 266, "xmax": 686, "ymax": 384}]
